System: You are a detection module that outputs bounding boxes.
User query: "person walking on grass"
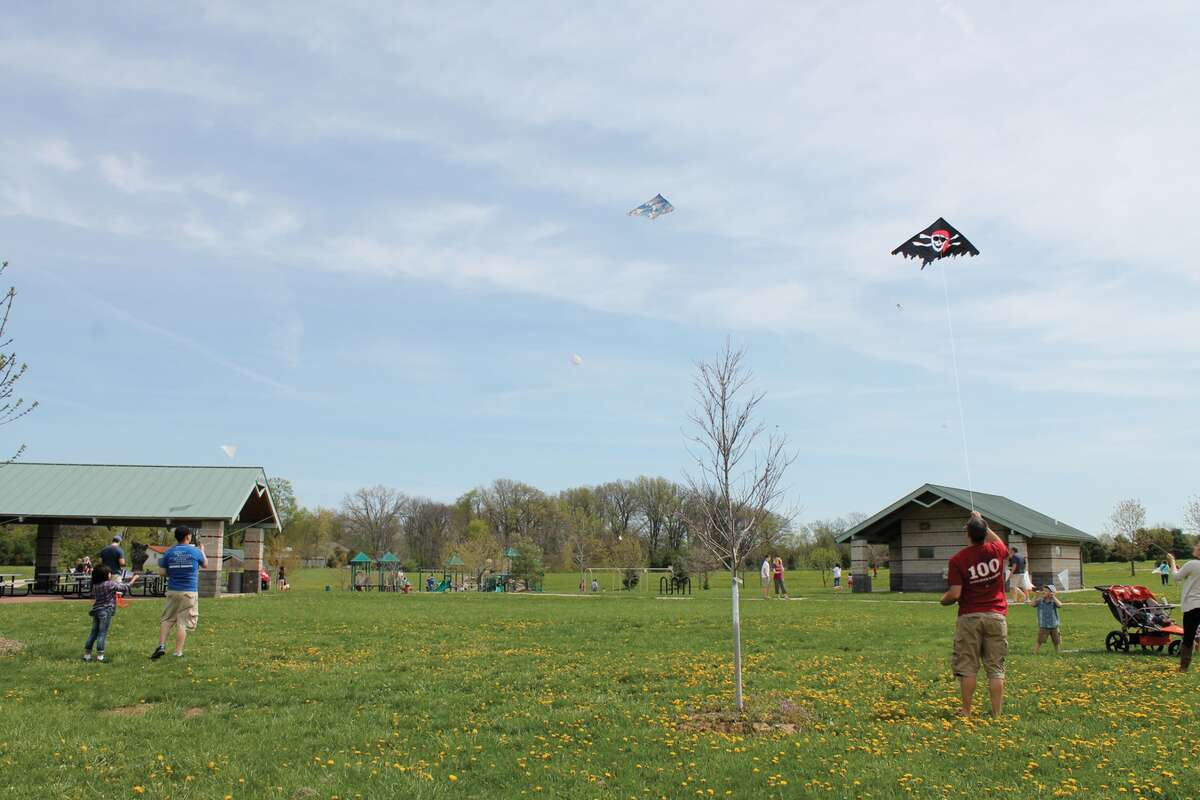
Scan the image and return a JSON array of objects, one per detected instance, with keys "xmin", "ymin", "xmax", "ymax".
[
  {"xmin": 832, "ymin": 563, "xmax": 843, "ymax": 590},
  {"xmin": 761, "ymin": 557, "xmax": 772, "ymax": 600},
  {"xmin": 82, "ymin": 565, "xmax": 138, "ymax": 662},
  {"xmin": 1157, "ymin": 561, "xmax": 1170, "ymax": 587},
  {"xmin": 772, "ymin": 557, "xmax": 788, "ymax": 598},
  {"xmin": 1008, "ymin": 546, "xmax": 1030, "ymax": 603},
  {"xmin": 1167, "ymin": 543, "xmax": 1200, "ymax": 671},
  {"xmin": 940, "ymin": 511, "xmax": 1009, "ymax": 718},
  {"xmin": 1028, "ymin": 585, "xmax": 1062, "ymax": 653},
  {"xmin": 151, "ymin": 526, "xmax": 207, "ymax": 660}
]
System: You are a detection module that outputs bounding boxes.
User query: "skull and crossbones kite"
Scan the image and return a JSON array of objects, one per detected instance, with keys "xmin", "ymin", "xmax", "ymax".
[
  {"xmin": 891, "ymin": 217, "xmax": 979, "ymax": 268},
  {"xmin": 911, "ymin": 229, "xmax": 959, "ymax": 255}
]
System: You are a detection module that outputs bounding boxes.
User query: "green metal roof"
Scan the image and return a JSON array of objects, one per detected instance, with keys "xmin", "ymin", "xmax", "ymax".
[
  {"xmin": 445, "ymin": 555, "xmax": 465, "ymax": 566},
  {"xmin": 379, "ymin": 552, "xmax": 400, "ymax": 562},
  {"xmin": 503, "ymin": 547, "xmax": 519, "ymax": 557},
  {"xmin": 836, "ymin": 483, "xmax": 1096, "ymax": 544},
  {"xmin": 349, "ymin": 552, "xmax": 374, "ymax": 563},
  {"xmin": 0, "ymin": 463, "xmax": 278, "ymax": 526}
]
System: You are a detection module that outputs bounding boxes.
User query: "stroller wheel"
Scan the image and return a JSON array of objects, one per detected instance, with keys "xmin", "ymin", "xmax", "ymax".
[
  {"xmin": 1169, "ymin": 640, "xmax": 1181, "ymax": 657},
  {"xmin": 1105, "ymin": 631, "xmax": 1128, "ymax": 653}
]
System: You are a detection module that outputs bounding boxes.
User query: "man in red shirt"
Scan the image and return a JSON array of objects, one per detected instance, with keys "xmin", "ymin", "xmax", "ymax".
[{"xmin": 940, "ymin": 511, "xmax": 1009, "ymax": 717}]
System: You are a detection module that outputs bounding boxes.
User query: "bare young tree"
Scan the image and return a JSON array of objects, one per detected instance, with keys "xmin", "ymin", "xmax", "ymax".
[
  {"xmin": 684, "ymin": 341, "xmax": 794, "ymax": 711},
  {"xmin": 1185, "ymin": 497, "xmax": 1200, "ymax": 537},
  {"xmin": 1, "ymin": 261, "xmax": 38, "ymax": 461},
  {"xmin": 340, "ymin": 486, "xmax": 410, "ymax": 556},
  {"xmin": 1109, "ymin": 499, "xmax": 1147, "ymax": 576}
]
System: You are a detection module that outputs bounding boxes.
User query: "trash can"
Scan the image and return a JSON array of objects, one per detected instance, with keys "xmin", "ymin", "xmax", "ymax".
[{"xmin": 226, "ymin": 571, "xmax": 243, "ymax": 594}]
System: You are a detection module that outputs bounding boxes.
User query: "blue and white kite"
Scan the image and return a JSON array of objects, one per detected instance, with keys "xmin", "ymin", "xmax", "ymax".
[{"xmin": 627, "ymin": 193, "xmax": 674, "ymax": 220}]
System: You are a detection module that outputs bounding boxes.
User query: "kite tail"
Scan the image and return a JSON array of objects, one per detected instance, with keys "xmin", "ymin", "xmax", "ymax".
[{"xmin": 939, "ymin": 264, "xmax": 975, "ymax": 510}]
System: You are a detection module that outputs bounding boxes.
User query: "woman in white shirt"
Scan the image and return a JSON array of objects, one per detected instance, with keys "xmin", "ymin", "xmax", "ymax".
[{"xmin": 1167, "ymin": 543, "xmax": 1200, "ymax": 672}]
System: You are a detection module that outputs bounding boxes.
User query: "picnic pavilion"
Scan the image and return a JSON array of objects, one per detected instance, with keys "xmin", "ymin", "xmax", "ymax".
[
  {"xmin": 838, "ymin": 483, "xmax": 1097, "ymax": 593},
  {"xmin": 0, "ymin": 463, "xmax": 280, "ymax": 598}
]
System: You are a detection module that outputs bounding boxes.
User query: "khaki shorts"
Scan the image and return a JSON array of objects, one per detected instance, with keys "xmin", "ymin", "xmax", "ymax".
[
  {"xmin": 953, "ymin": 612, "xmax": 1007, "ymax": 679},
  {"xmin": 161, "ymin": 591, "xmax": 199, "ymax": 631}
]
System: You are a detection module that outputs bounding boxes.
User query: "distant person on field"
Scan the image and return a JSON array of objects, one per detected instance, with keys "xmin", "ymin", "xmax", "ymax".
[
  {"xmin": 73, "ymin": 558, "xmax": 86, "ymax": 575},
  {"xmin": 1167, "ymin": 543, "xmax": 1200, "ymax": 671},
  {"xmin": 772, "ymin": 557, "xmax": 788, "ymax": 598},
  {"xmin": 82, "ymin": 565, "xmax": 137, "ymax": 662},
  {"xmin": 1008, "ymin": 546, "xmax": 1030, "ymax": 603},
  {"xmin": 1157, "ymin": 561, "xmax": 1170, "ymax": 586},
  {"xmin": 428, "ymin": 575, "xmax": 436, "ymax": 592},
  {"xmin": 760, "ymin": 557, "xmax": 771, "ymax": 600},
  {"xmin": 278, "ymin": 565, "xmax": 290, "ymax": 592},
  {"xmin": 832, "ymin": 563, "xmax": 843, "ymax": 590},
  {"xmin": 941, "ymin": 511, "xmax": 1009, "ymax": 718},
  {"xmin": 591, "ymin": 578, "xmax": 599, "ymax": 593},
  {"xmin": 99, "ymin": 534, "xmax": 126, "ymax": 578},
  {"xmin": 151, "ymin": 526, "xmax": 207, "ymax": 660},
  {"xmin": 1028, "ymin": 584, "xmax": 1062, "ymax": 653}
]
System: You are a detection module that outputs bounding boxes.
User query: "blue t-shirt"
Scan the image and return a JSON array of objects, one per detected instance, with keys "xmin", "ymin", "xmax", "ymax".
[
  {"xmin": 99, "ymin": 544, "xmax": 125, "ymax": 573},
  {"xmin": 159, "ymin": 544, "xmax": 207, "ymax": 592},
  {"xmin": 1034, "ymin": 597, "xmax": 1060, "ymax": 628}
]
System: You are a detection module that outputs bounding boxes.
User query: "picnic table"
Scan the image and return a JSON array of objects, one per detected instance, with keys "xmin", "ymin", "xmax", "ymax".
[
  {"xmin": 0, "ymin": 573, "xmax": 29, "ymax": 597},
  {"xmin": 35, "ymin": 572, "xmax": 92, "ymax": 597},
  {"xmin": 132, "ymin": 574, "xmax": 166, "ymax": 597}
]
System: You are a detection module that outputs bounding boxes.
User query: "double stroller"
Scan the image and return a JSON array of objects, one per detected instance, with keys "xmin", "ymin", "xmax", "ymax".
[{"xmin": 1097, "ymin": 585, "xmax": 1185, "ymax": 656}]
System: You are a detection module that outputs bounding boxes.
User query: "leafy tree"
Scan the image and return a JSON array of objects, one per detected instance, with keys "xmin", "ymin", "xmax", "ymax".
[
  {"xmin": 456, "ymin": 522, "xmax": 500, "ymax": 584},
  {"xmin": 0, "ymin": 525, "xmax": 35, "ymax": 564},
  {"xmin": 807, "ymin": 546, "xmax": 841, "ymax": 587},
  {"xmin": 267, "ymin": 477, "xmax": 298, "ymax": 535},
  {"xmin": 0, "ymin": 260, "xmax": 37, "ymax": 461},
  {"xmin": 510, "ymin": 537, "xmax": 543, "ymax": 589},
  {"xmin": 1081, "ymin": 538, "xmax": 1110, "ymax": 563},
  {"xmin": 1109, "ymin": 536, "xmax": 1141, "ymax": 576},
  {"xmin": 285, "ymin": 507, "xmax": 344, "ymax": 561}
]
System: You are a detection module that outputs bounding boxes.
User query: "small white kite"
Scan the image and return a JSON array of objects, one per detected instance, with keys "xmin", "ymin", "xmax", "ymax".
[
  {"xmin": 1056, "ymin": 569, "xmax": 1069, "ymax": 591},
  {"xmin": 570, "ymin": 354, "xmax": 583, "ymax": 366},
  {"xmin": 627, "ymin": 193, "xmax": 674, "ymax": 220},
  {"xmin": 220, "ymin": 445, "xmax": 238, "ymax": 460}
]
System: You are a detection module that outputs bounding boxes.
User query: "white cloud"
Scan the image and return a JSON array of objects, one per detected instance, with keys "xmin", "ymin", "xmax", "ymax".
[{"xmin": 32, "ymin": 139, "xmax": 80, "ymax": 171}]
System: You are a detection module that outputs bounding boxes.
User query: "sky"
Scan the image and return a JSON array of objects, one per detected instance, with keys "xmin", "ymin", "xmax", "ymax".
[{"xmin": 2, "ymin": 2, "xmax": 1198, "ymax": 533}]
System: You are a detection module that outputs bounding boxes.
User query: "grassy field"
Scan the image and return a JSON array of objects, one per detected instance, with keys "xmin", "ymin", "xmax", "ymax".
[{"xmin": 1, "ymin": 560, "xmax": 1197, "ymax": 799}]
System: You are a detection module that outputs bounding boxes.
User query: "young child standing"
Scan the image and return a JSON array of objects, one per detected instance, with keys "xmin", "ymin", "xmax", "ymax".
[
  {"xmin": 1028, "ymin": 584, "xmax": 1063, "ymax": 653},
  {"xmin": 83, "ymin": 565, "xmax": 138, "ymax": 662}
]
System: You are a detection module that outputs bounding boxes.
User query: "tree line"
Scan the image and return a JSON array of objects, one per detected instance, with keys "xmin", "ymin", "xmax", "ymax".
[{"xmin": 262, "ymin": 475, "xmax": 889, "ymax": 587}]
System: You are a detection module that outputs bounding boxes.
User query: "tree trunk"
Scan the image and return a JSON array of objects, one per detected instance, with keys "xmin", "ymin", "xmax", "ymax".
[
  {"xmin": 731, "ymin": 571, "xmax": 744, "ymax": 712},
  {"xmin": 1130, "ymin": 560, "xmax": 1136, "ymax": 577}
]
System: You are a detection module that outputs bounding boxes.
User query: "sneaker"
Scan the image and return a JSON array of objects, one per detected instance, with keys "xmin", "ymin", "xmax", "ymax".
[
  {"xmin": 96, "ymin": 654, "xmax": 106, "ymax": 662},
  {"xmin": 150, "ymin": 645, "xmax": 166, "ymax": 660},
  {"xmin": 82, "ymin": 653, "xmax": 92, "ymax": 662},
  {"xmin": 173, "ymin": 652, "xmax": 184, "ymax": 658}
]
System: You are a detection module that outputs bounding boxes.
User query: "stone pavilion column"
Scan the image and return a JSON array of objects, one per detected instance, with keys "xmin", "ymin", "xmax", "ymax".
[
  {"xmin": 35, "ymin": 523, "xmax": 62, "ymax": 592},
  {"xmin": 242, "ymin": 527, "xmax": 264, "ymax": 594},
  {"xmin": 850, "ymin": 536, "xmax": 871, "ymax": 593},
  {"xmin": 196, "ymin": 521, "xmax": 224, "ymax": 598}
]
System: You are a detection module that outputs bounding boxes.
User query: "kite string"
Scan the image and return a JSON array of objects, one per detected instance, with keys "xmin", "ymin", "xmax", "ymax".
[{"xmin": 939, "ymin": 263, "xmax": 975, "ymax": 511}]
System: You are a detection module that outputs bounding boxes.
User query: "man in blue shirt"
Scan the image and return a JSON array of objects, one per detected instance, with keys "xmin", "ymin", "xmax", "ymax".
[
  {"xmin": 99, "ymin": 535, "xmax": 126, "ymax": 577},
  {"xmin": 151, "ymin": 526, "xmax": 207, "ymax": 660}
]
